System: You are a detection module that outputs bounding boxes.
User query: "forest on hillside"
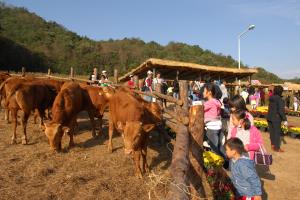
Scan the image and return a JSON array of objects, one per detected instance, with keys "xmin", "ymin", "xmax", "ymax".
[{"xmin": 0, "ymin": 2, "xmax": 284, "ymax": 83}]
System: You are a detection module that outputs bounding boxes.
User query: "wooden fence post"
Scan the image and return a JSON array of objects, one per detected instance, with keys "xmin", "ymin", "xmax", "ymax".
[
  {"xmin": 133, "ymin": 75, "xmax": 139, "ymax": 90},
  {"xmin": 114, "ymin": 69, "xmax": 118, "ymax": 84},
  {"xmin": 21, "ymin": 67, "xmax": 26, "ymax": 77},
  {"xmin": 70, "ymin": 67, "xmax": 74, "ymax": 79},
  {"xmin": 166, "ymin": 80, "xmax": 190, "ymax": 200},
  {"xmin": 188, "ymin": 105, "xmax": 213, "ymax": 199},
  {"xmin": 47, "ymin": 68, "xmax": 51, "ymax": 76}
]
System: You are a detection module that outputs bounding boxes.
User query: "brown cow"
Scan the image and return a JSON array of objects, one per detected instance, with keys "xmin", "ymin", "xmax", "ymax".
[
  {"xmin": 80, "ymin": 84, "xmax": 111, "ymax": 136},
  {"xmin": 44, "ymin": 82, "xmax": 109, "ymax": 151},
  {"xmin": 101, "ymin": 86, "xmax": 162, "ymax": 177},
  {"xmin": 0, "ymin": 77, "xmax": 64, "ymax": 124},
  {"xmin": 6, "ymin": 81, "xmax": 58, "ymax": 144}
]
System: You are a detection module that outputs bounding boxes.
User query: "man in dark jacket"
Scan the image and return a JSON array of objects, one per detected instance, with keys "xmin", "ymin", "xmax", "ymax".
[{"xmin": 266, "ymin": 86, "xmax": 287, "ymax": 152}]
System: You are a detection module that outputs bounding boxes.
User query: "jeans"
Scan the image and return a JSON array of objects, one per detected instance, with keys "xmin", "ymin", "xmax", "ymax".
[
  {"xmin": 205, "ymin": 129, "xmax": 226, "ymax": 158},
  {"xmin": 173, "ymin": 92, "xmax": 179, "ymax": 99}
]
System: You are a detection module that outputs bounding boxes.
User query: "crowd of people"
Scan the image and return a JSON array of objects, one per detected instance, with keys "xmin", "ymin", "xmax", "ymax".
[{"xmin": 133, "ymin": 69, "xmax": 292, "ymax": 200}]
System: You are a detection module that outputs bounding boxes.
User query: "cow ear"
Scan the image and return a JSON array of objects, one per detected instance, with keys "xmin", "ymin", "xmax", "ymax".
[
  {"xmin": 142, "ymin": 124, "xmax": 155, "ymax": 133},
  {"xmin": 62, "ymin": 126, "xmax": 70, "ymax": 134},
  {"xmin": 116, "ymin": 121, "xmax": 124, "ymax": 130}
]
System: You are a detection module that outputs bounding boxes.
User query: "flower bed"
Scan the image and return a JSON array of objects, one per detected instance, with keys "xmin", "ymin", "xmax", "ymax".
[
  {"xmin": 203, "ymin": 151, "xmax": 235, "ymax": 200},
  {"xmin": 251, "ymin": 106, "xmax": 300, "ymax": 117},
  {"xmin": 254, "ymin": 119, "xmax": 300, "ymax": 138}
]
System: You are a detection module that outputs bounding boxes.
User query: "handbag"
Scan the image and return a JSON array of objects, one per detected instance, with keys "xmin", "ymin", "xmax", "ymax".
[{"xmin": 254, "ymin": 144, "xmax": 273, "ymax": 166}]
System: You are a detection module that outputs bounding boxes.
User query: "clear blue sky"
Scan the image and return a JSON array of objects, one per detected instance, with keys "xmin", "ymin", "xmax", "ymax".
[{"xmin": 3, "ymin": 0, "xmax": 300, "ymax": 79}]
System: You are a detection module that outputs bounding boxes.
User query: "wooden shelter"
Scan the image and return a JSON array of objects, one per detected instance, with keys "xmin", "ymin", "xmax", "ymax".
[
  {"xmin": 119, "ymin": 58, "xmax": 258, "ymax": 82},
  {"xmin": 283, "ymin": 82, "xmax": 300, "ymax": 91}
]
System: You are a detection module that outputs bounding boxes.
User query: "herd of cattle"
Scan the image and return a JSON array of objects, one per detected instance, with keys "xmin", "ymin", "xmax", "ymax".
[{"xmin": 0, "ymin": 72, "xmax": 163, "ymax": 178}]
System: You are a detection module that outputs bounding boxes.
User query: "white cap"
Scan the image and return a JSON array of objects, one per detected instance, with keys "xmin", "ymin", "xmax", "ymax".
[
  {"xmin": 102, "ymin": 70, "xmax": 107, "ymax": 74},
  {"xmin": 147, "ymin": 70, "xmax": 153, "ymax": 74}
]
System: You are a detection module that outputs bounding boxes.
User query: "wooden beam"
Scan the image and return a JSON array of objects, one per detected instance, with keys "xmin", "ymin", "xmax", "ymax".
[
  {"xmin": 133, "ymin": 90, "xmax": 183, "ymax": 105},
  {"xmin": 163, "ymin": 108, "xmax": 189, "ymax": 125},
  {"xmin": 21, "ymin": 67, "xmax": 26, "ymax": 77},
  {"xmin": 114, "ymin": 69, "xmax": 118, "ymax": 84},
  {"xmin": 70, "ymin": 67, "xmax": 74, "ymax": 79}
]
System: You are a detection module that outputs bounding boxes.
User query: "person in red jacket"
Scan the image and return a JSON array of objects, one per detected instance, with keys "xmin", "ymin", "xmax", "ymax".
[
  {"xmin": 127, "ymin": 74, "xmax": 135, "ymax": 90},
  {"xmin": 230, "ymin": 109, "xmax": 263, "ymax": 160}
]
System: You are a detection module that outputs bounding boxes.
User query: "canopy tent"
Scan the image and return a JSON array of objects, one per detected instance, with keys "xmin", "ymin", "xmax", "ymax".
[{"xmin": 119, "ymin": 58, "xmax": 258, "ymax": 82}]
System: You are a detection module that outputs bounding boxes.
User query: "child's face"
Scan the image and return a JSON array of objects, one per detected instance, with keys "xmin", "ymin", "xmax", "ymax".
[
  {"xmin": 225, "ymin": 145, "xmax": 236, "ymax": 159},
  {"xmin": 203, "ymin": 88, "xmax": 211, "ymax": 98},
  {"xmin": 232, "ymin": 115, "xmax": 242, "ymax": 127}
]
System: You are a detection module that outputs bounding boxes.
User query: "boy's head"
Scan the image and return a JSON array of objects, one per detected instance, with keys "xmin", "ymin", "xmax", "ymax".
[
  {"xmin": 223, "ymin": 97, "xmax": 229, "ymax": 104},
  {"xmin": 225, "ymin": 138, "xmax": 246, "ymax": 159}
]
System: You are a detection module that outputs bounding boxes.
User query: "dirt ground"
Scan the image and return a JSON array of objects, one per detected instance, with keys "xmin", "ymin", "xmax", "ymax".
[{"xmin": 0, "ymin": 109, "xmax": 299, "ymax": 200}]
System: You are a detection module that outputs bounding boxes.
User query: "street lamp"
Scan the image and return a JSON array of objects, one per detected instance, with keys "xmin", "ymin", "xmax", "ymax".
[{"xmin": 238, "ymin": 24, "xmax": 255, "ymax": 69}]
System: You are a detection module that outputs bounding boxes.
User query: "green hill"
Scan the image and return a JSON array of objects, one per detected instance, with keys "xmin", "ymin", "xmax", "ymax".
[{"xmin": 0, "ymin": 2, "xmax": 283, "ymax": 83}]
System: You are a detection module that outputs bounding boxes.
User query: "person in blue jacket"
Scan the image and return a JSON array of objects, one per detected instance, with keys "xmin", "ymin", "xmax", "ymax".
[{"xmin": 225, "ymin": 138, "xmax": 262, "ymax": 200}]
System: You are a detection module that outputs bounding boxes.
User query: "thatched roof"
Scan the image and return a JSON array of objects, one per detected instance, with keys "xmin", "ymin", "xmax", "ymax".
[
  {"xmin": 283, "ymin": 82, "xmax": 300, "ymax": 91},
  {"xmin": 119, "ymin": 58, "xmax": 258, "ymax": 82}
]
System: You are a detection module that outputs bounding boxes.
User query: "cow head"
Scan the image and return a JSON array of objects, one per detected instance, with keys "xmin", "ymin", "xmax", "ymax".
[
  {"xmin": 44, "ymin": 122, "xmax": 70, "ymax": 151},
  {"xmin": 122, "ymin": 121, "xmax": 155, "ymax": 155},
  {"xmin": 145, "ymin": 102, "xmax": 163, "ymax": 124},
  {"xmin": 98, "ymin": 86, "xmax": 115, "ymax": 101}
]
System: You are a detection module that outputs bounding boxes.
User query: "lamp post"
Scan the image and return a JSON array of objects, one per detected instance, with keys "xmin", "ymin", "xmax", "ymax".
[{"xmin": 238, "ymin": 24, "xmax": 255, "ymax": 70}]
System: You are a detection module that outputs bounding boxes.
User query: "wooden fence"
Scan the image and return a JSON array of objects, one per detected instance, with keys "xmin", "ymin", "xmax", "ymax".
[{"xmin": 10, "ymin": 67, "xmax": 213, "ymax": 199}]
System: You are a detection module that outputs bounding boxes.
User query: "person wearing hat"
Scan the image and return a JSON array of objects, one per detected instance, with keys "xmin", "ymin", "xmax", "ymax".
[
  {"xmin": 101, "ymin": 70, "xmax": 108, "ymax": 80},
  {"xmin": 144, "ymin": 70, "xmax": 153, "ymax": 102},
  {"xmin": 127, "ymin": 74, "xmax": 135, "ymax": 90},
  {"xmin": 89, "ymin": 68, "xmax": 100, "ymax": 85}
]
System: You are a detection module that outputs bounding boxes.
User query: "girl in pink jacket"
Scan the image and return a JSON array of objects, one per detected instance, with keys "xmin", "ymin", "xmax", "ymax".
[{"xmin": 230, "ymin": 109, "xmax": 263, "ymax": 160}]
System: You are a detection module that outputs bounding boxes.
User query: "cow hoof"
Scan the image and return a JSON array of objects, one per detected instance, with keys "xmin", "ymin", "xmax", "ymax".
[
  {"xmin": 135, "ymin": 172, "xmax": 143, "ymax": 179},
  {"xmin": 10, "ymin": 139, "xmax": 17, "ymax": 145},
  {"xmin": 21, "ymin": 139, "xmax": 28, "ymax": 145},
  {"xmin": 144, "ymin": 167, "xmax": 150, "ymax": 173},
  {"xmin": 69, "ymin": 143, "xmax": 75, "ymax": 148}
]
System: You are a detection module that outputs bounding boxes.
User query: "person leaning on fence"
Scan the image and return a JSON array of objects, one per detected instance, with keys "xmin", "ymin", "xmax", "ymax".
[
  {"xmin": 267, "ymin": 85, "xmax": 287, "ymax": 152},
  {"xmin": 99, "ymin": 74, "xmax": 109, "ymax": 87},
  {"xmin": 229, "ymin": 109, "xmax": 263, "ymax": 160},
  {"xmin": 172, "ymin": 79, "xmax": 179, "ymax": 99},
  {"xmin": 143, "ymin": 70, "xmax": 153, "ymax": 102},
  {"xmin": 225, "ymin": 138, "xmax": 262, "ymax": 200},
  {"xmin": 203, "ymin": 83, "xmax": 225, "ymax": 158}
]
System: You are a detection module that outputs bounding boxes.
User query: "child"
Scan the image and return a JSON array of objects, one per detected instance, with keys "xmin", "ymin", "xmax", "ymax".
[
  {"xmin": 203, "ymin": 83, "xmax": 223, "ymax": 157},
  {"xmin": 230, "ymin": 110, "xmax": 263, "ymax": 160},
  {"xmin": 249, "ymin": 94, "xmax": 257, "ymax": 110},
  {"xmin": 228, "ymin": 95, "xmax": 254, "ymax": 138},
  {"xmin": 225, "ymin": 138, "xmax": 262, "ymax": 200},
  {"xmin": 221, "ymin": 97, "xmax": 230, "ymax": 138}
]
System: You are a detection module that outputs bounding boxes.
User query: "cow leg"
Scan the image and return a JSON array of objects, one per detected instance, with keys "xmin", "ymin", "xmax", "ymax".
[
  {"xmin": 141, "ymin": 145, "xmax": 149, "ymax": 173},
  {"xmin": 21, "ymin": 111, "xmax": 30, "ymax": 145},
  {"xmin": 37, "ymin": 108, "xmax": 45, "ymax": 130},
  {"xmin": 33, "ymin": 109, "xmax": 38, "ymax": 124},
  {"xmin": 88, "ymin": 111, "xmax": 96, "ymax": 138},
  {"xmin": 98, "ymin": 115, "xmax": 103, "ymax": 136},
  {"xmin": 10, "ymin": 109, "xmax": 18, "ymax": 144},
  {"xmin": 5, "ymin": 109, "xmax": 10, "ymax": 123},
  {"xmin": 133, "ymin": 150, "xmax": 143, "ymax": 178},
  {"xmin": 68, "ymin": 118, "xmax": 76, "ymax": 148},
  {"xmin": 108, "ymin": 119, "xmax": 114, "ymax": 153}
]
